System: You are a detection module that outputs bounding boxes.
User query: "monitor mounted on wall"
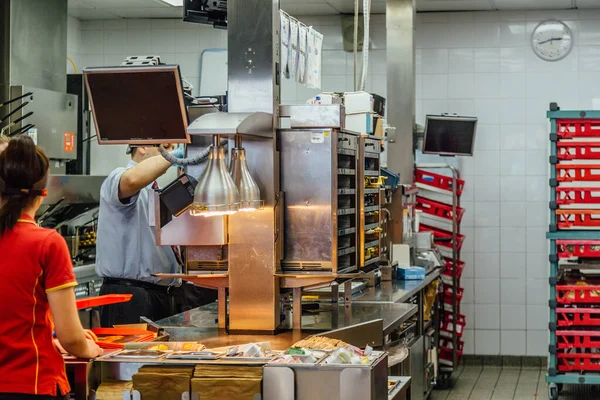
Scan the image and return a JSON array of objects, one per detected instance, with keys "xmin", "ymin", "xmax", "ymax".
[{"xmin": 422, "ymin": 114, "xmax": 477, "ymax": 157}]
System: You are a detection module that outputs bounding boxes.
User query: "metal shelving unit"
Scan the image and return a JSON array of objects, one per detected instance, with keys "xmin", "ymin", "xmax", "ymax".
[
  {"xmin": 359, "ymin": 135, "xmax": 383, "ymax": 269},
  {"xmin": 546, "ymin": 106, "xmax": 600, "ymax": 399}
]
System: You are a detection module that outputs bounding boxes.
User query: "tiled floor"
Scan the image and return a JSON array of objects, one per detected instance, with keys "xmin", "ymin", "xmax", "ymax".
[{"xmin": 430, "ymin": 365, "xmax": 599, "ymax": 399}]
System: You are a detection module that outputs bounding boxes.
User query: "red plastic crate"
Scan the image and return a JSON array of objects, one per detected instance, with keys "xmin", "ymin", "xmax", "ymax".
[
  {"xmin": 558, "ymin": 353, "xmax": 600, "ymax": 372},
  {"xmin": 439, "ymin": 338, "xmax": 464, "ymax": 365},
  {"xmin": 556, "ymin": 187, "xmax": 600, "ymax": 205},
  {"xmin": 443, "ymin": 286, "xmax": 464, "ymax": 308},
  {"xmin": 556, "ymin": 210, "xmax": 600, "ymax": 229},
  {"xmin": 420, "ymin": 224, "xmax": 465, "ymax": 251},
  {"xmin": 557, "ymin": 308, "xmax": 600, "ymax": 327},
  {"xmin": 441, "ymin": 260, "xmax": 465, "ymax": 285},
  {"xmin": 416, "ymin": 196, "xmax": 465, "ymax": 223},
  {"xmin": 415, "ymin": 169, "xmax": 465, "ymax": 196},
  {"xmin": 440, "ymin": 313, "xmax": 466, "ymax": 339},
  {"xmin": 557, "ymin": 141, "xmax": 600, "ymax": 160},
  {"xmin": 557, "ymin": 119, "xmax": 600, "ymax": 139},
  {"xmin": 557, "ymin": 330, "xmax": 600, "ymax": 349},
  {"xmin": 557, "ymin": 240, "xmax": 600, "ymax": 258},
  {"xmin": 556, "ymin": 164, "xmax": 600, "ymax": 182},
  {"xmin": 557, "ymin": 285, "xmax": 600, "ymax": 304}
]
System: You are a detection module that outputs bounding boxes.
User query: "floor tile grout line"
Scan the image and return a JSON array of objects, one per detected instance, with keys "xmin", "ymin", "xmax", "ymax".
[
  {"xmin": 467, "ymin": 366, "xmax": 485, "ymax": 399},
  {"xmin": 440, "ymin": 364, "xmax": 465, "ymax": 400},
  {"xmin": 533, "ymin": 368, "xmax": 543, "ymax": 400},
  {"xmin": 486, "ymin": 365, "xmax": 503, "ymax": 399}
]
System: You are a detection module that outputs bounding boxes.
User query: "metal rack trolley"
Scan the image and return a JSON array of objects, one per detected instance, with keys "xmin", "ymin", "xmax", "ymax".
[
  {"xmin": 414, "ymin": 164, "xmax": 464, "ymax": 386},
  {"xmin": 546, "ymin": 106, "xmax": 600, "ymax": 399}
]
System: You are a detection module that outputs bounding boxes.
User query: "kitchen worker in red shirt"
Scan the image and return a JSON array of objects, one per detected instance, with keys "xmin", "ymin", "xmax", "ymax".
[{"xmin": 0, "ymin": 136, "xmax": 102, "ymax": 400}]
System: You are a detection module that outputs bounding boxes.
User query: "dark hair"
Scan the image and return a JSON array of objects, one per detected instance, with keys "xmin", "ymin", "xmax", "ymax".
[{"xmin": 0, "ymin": 135, "xmax": 49, "ymax": 234}]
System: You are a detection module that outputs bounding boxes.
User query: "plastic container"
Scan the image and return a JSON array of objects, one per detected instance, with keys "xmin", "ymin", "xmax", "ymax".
[
  {"xmin": 556, "ymin": 284, "xmax": 600, "ymax": 305},
  {"xmin": 557, "ymin": 308, "xmax": 600, "ymax": 327},
  {"xmin": 397, "ymin": 266, "xmax": 426, "ymax": 280},
  {"xmin": 556, "ymin": 240, "xmax": 600, "ymax": 259},
  {"xmin": 556, "ymin": 119, "xmax": 600, "ymax": 139}
]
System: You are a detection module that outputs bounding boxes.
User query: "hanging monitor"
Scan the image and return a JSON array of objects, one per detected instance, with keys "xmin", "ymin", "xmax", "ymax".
[
  {"xmin": 422, "ymin": 114, "xmax": 477, "ymax": 157},
  {"xmin": 84, "ymin": 65, "xmax": 190, "ymax": 145}
]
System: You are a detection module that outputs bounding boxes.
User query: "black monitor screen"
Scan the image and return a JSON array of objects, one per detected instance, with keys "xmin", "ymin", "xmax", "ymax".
[
  {"xmin": 423, "ymin": 115, "xmax": 477, "ymax": 156},
  {"xmin": 84, "ymin": 65, "xmax": 190, "ymax": 144}
]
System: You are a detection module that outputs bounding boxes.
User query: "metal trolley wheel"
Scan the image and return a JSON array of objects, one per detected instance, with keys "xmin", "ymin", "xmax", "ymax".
[{"xmin": 548, "ymin": 383, "xmax": 562, "ymax": 400}]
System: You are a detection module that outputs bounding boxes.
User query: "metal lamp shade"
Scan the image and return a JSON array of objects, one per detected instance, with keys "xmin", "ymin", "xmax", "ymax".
[
  {"xmin": 229, "ymin": 148, "xmax": 262, "ymax": 212},
  {"xmin": 191, "ymin": 144, "xmax": 239, "ymax": 217}
]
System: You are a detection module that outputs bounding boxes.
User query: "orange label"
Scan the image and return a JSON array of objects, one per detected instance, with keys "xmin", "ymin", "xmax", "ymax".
[{"xmin": 64, "ymin": 132, "xmax": 75, "ymax": 152}]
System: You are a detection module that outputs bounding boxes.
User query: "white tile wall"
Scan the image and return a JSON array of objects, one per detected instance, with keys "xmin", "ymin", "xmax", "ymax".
[{"xmin": 411, "ymin": 9, "xmax": 596, "ymax": 357}]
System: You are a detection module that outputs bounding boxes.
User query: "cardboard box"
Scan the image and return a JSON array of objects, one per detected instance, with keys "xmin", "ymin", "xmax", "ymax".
[
  {"xmin": 345, "ymin": 113, "xmax": 373, "ymax": 135},
  {"xmin": 191, "ymin": 377, "xmax": 262, "ymax": 400},
  {"xmin": 343, "ymin": 91, "xmax": 374, "ymax": 114},
  {"xmin": 374, "ymin": 116, "xmax": 385, "ymax": 138}
]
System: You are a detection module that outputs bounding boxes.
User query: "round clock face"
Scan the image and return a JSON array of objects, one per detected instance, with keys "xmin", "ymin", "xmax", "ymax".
[{"xmin": 531, "ymin": 20, "xmax": 574, "ymax": 61}]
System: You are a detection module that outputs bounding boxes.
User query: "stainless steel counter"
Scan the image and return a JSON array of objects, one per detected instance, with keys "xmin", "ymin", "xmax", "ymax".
[
  {"xmin": 352, "ymin": 269, "xmax": 441, "ymax": 304},
  {"xmin": 152, "ymin": 300, "xmax": 416, "ymax": 349}
]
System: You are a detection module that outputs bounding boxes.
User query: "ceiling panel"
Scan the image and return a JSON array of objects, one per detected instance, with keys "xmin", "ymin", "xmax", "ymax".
[
  {"xmin": 492, "ymin": 0, "xmax": 572, "ymax": 9},
  {"xmin": 575, "ymin": 0, "xmax": 600, "ymax": 8},
  {"xmin": 108, "ymin": 7, "xmax": 183, "ymax": 18},
  {"xmin": 68, "ymin": 7, "xmax": 120, "ymax": 19},
  {"xmin": 417, "ymin": 0, "xmax": 493, "ymax": 11},
  {"xmin": 282, "ymin": 4, "xmax": 339, "ymax": 15},
  {"xmin": 76, "ymin": 0, "xmax": 166, "ymax": 8}
]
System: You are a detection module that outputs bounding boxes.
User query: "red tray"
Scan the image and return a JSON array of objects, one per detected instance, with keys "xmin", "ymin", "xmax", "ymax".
[
  {"xmin": 557, "ymin": 285, "xmax": 600, "ymax": 304},
  {"xmin": 556, "ymin": 164, "xmax": 600, "ymax": 182},
  {"xmin": 415, "ymin": 169, "xmax": 464, "ymax": 196},
  {"xmin": 557, "ymin": 119, "xmax": 600, "ymax": 139},
  {"xmin": 557, "ymin": 330, "xmax": 600, "ymax": 349},
  {"xmin": 556, "ymin": 210, "xmax": 600, "ymax": 229},
  {"xmin": 76, "ymin": 294, "xmax": 133, "ymax": 310},
  {"xmin": 557, "ymin": 308, "xmax": 600, "ymax": 327},
  {"xmin": 416, "ymin": 196, "xmax": 465, "ymax": 223},
  {"xmin": 558, "ymin": 352, "xmax": 600, "ymax": 372},
  {"xmin": 440, "ymin": 313, "xmax": 466, "ymax": 339},
  {"xmin": 557, "ymin": 141, "xmax": 600, "ymax": 160},
  {"xmin": 419, "ymin": 224, "xmax": 465, "ymax": 251},
  {"xmin": 556, "ymin": 187, "xmax": 600, "ymax": 205},
  {"xmin": 441, "ymin": 260, "xmax": 465, "ymax": 285},
  {"xmin": 439, "ymin": 338, "xmax": 464, "ymax": 364},
  {"xmin": 443, "ymin": 286, "xmax": 464, "ymax": 305},
  {"xmin": 557, "ymin": 240, "xmax": 600, "ymax": 258}
]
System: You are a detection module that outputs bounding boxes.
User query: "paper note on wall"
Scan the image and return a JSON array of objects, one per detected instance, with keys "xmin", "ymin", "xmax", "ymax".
[
  {"xmin": 289, "ymin": 18, "xmax": 299, "ymax": 79},
  {"xmin": 297, "ymin": 24, "xmax": 308, "ymax": 84},
  {"xmin": 280, "ymin": 11, "xmax": 291, "ymax": 79},
  {"xmin": 306, "ymin": 28, "xmax": 323, "ymax": 90}
]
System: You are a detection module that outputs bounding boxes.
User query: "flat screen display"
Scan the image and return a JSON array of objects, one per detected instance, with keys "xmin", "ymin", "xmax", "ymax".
[
  {"xmin": 422, "ymin": 115, "xmax": 477, "ymax": 156},
  {"xmin": 84, "ymin": 65, "xmax": 190, "ymax": 144}
]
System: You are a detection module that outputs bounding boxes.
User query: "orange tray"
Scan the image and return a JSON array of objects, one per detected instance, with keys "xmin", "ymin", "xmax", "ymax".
[
  {"xmin": 76, "ymin": 294, "xmax": 133, "ymax": 310},
  {"xmin": 91, "ymin": 328, "xmax": 156, "ymax": 349}
]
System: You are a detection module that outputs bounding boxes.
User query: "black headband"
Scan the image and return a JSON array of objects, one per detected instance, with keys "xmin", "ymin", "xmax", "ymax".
[{"xmin": 0, "ymin": 174, "xmax": 48, "ymax": 197}]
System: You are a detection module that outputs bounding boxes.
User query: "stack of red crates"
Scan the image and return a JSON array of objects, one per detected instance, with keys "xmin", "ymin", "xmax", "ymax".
[
  {"xmin": 415, "ymin": 168, "xmax": 466, "ymax": 367},
  {"xmin": 551, "ymin": 118, "xmax": 600, "ymax": 373}
]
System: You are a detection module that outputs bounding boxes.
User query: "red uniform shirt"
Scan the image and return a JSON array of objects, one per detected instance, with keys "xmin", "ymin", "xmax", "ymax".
[{"xmin": 0, "ymin": 214, "xmax": 77, "ymax": 396}]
